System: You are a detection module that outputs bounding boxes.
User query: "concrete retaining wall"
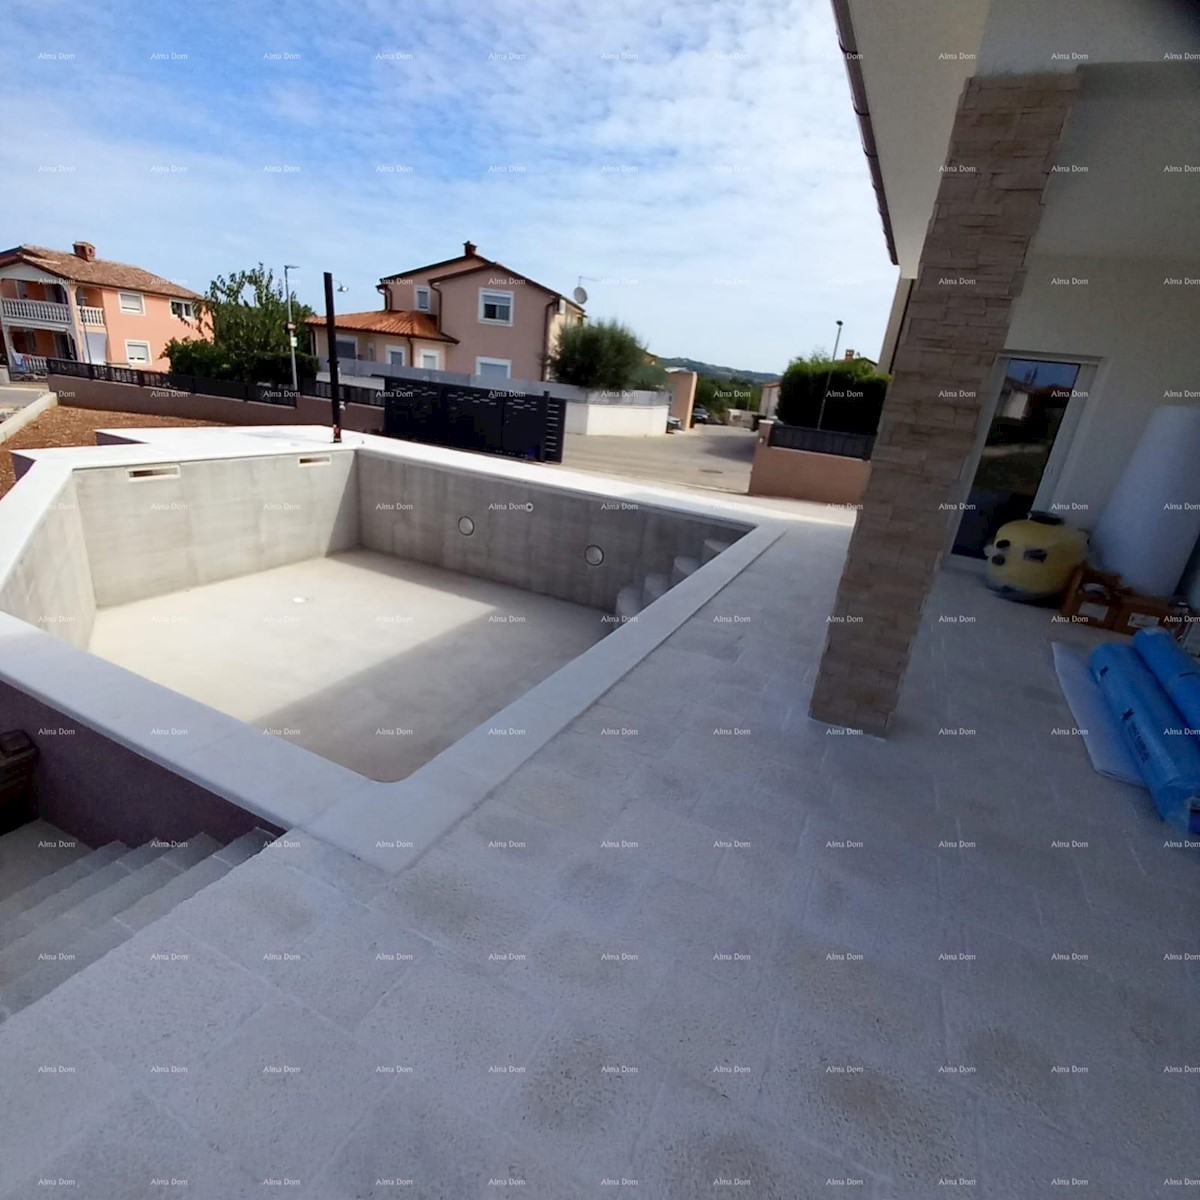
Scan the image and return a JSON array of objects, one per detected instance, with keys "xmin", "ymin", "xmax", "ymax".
[
  {"xmin": 46, "ymin": 375, "xmax": 386, "ymax": 435},
  {"xmin": 0, "ymin": 679, "xmax": 281, "ymax": 848},
  {"xmin": 748, "ymin": 433, "xmax": 872, "ymax": 507}
]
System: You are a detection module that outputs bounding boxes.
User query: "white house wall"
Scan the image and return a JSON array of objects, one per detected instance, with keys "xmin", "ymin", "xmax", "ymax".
[{"xmin": 1004, "ymin": 252, "xmax": 1200, "ymax": 524}]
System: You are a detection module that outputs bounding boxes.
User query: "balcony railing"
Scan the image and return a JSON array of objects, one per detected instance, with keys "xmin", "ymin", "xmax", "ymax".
[
  {"xmin": 0, "ymin": 298, "xmax": 106, "ymax": 328},
  {"xmin": 9, "ymin": 354, "xmax": 49, "ymax": 377}
]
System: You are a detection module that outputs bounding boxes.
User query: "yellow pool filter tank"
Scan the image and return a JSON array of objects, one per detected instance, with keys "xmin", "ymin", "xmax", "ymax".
[{"xmin": 983, "ymin": 511, "xmax": 1089, "ymax": 603}]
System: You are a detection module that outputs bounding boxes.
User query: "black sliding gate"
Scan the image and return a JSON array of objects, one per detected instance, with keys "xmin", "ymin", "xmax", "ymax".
[{"xmin": 381, "ymin": 381, "xmax": 566, "ymax": 463}]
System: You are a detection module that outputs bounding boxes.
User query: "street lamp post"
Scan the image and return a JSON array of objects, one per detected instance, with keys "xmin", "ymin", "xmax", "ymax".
[
  {"xmin": 323, "ymin": 271, "xmax": 342, "ymax": 443},
  {"xmin": 816, "ymin": 319, "xmax": 844, "ymax": 432},
  {"xmin": 283, "ymin": 264, "xmax": 299, "ymax": 392}
]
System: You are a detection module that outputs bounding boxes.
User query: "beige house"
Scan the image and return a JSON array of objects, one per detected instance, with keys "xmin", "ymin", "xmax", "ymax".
[{"xmin": 308, "ymin": 241, "xmax": 585, "ymax": 383}]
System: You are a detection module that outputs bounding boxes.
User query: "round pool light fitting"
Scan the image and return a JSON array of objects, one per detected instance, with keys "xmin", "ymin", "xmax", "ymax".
[
  {"xmin": 458, "ymin": 516, "xmax": 475, "ymax": 536},
  {"xmin": 584, "ymin": 544, "xmax": 604, "ymax": 566}
]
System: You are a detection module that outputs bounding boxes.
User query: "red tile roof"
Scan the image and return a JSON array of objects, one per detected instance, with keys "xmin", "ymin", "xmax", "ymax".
[
  {"xmin": 0, "ymin": 244, "xmax": 200, "ymax": 299},
  {"xmin": 305, "ymin": 309, "xmax": 457, "ymax": 342}
]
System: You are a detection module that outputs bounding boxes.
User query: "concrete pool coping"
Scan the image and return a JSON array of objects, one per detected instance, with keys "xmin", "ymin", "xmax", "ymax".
[{"xmin": 0, "ymin": 426, "xmax": 786, "ymax": 870}]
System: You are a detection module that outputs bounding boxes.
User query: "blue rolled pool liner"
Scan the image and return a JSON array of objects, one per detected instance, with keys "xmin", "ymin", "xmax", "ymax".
[
  {"xmin": 1090, "ymin": 641, "xmax": 1200, "ymax": 835},
  {"xmin": 1133, "ymin": 627, "xmax": 1200, "ymax": 737}
]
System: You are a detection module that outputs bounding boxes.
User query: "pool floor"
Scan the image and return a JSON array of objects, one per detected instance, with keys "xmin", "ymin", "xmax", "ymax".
[{"xmin": 87, "ymin": 548, "xmax": 607, "ymax": 781}]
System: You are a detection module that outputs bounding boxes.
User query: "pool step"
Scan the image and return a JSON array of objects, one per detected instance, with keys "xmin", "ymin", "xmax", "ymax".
[
  {"xmin": 642, "ymin": 573, "xmax": 670, "ymax": 606},
  {"xmin": 671, "ymin": 555, "xmax": 700, "ymax": 585},
  {"xmin": 0, "ymin": 821, "xmax": 277, "ymax": 1020},
  {"xmin": 615, "ymin": 584, "xmax": 644, "ymax": 623},
  {"xmin": 702, "ymin": 537, "xmax": 732, "ymax": 564}
]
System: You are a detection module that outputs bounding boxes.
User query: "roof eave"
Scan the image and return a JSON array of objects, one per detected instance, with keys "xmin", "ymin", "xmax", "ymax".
[{"xmin": 831, "ymin": 0, "xmax": 899, "ymax": 267}]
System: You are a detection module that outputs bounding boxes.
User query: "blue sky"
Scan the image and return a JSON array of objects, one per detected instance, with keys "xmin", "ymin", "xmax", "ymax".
[{"xmin": 4, "ymin": 0, "xmax": 897, "ymax": 374}]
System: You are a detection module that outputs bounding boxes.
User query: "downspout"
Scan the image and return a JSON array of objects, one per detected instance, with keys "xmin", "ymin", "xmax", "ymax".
[
  {"xmin": 830, "ymin": 0, "xmax": 898, "ymax": 266},
  {"xmin": 542, "ymin": 297, "xmax": 557, "ymax": 382},
  {"xmin": 430, "ymin": 280, "xmax": 444, "ymax": 369}
]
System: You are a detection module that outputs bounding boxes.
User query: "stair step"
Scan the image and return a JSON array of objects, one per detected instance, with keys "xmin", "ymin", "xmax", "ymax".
[
  {"xmin": 642, "ymin": 573, "xmax": 670, "ymax": 606},
  {"xmin": 115, "ymin": 854, "xmax": 232, "ymax": 933},
  {"xmin": 702, "ymin": 537, "xmax": 732, "ymax": 563},
  {"xmin": 0, "ymin": 858, "xmax": 180, "ymax": 981},
  {"xmin": 0, "ymin": 821, "xmax": 89, "ymax": 904},
  {"xmin": 0, "ymin": 918, "xmax": 131, "ymax": 1016},
  {"xmin": 671, "ymin": 555, "xmax": 700, "ymax": 586},
  {"xmin": 0, "ymin": 843, "xmax": 129, "ymax": 947},
  {"xmin": 158, "ymin": 832, "xmax": 222, "ymax": 870},
  {"xmin": 615, "ymin": 584, "xmax": 644, "ymax": 623},
  {"xmin": 214, "ymin": 828, "xmax": 275, "ymax": 867},
  {"xmin": 112, "ymin": 841, "xmax": 171, "ymax": 873}
]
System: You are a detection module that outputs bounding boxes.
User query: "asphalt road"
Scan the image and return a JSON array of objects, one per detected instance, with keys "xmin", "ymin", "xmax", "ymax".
[{"xmin": 560, "ymin": 425, "xmax": 756, "ymax": 493}]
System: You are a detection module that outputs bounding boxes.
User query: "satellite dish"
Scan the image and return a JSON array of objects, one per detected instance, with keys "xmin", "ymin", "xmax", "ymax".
[{"xmin": 573, "ymin": 286, "xmax": 588, "ymax": 305}]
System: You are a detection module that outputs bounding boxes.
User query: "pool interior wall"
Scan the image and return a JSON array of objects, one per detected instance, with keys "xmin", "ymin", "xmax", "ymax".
[{"xmin": 0, "ymin": 447, "xmax": 753, "ymax": 779}]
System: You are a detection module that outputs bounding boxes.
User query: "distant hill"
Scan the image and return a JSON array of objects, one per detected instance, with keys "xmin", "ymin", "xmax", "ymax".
[{"xmin": 654, "ymin": 356, "xmax": 778, "ymax": 384}]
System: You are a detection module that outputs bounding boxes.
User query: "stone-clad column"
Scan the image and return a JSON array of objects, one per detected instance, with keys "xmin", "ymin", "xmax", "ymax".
[{"xmin": 810, "ymin": 72, "xmax": 1080, "ymax": 736}]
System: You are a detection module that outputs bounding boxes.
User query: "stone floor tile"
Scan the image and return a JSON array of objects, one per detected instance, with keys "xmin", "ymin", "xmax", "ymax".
[
  {"xmin": 157, "ymin": 1001, "xmax": 388, "ymax": 1187},
  {"xmin": 354, "ymin": 951, "xmax": 554, "ymax": 1121},
  {"xmin": 0, "ymin": 1090, "xmax": 262, "ymax": 1199},
  {"xmin": 495, "ymin": 1010, "xmax": 666, "ymax": 1189}
]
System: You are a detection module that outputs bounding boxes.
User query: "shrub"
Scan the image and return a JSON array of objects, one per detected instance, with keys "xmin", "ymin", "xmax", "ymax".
[
  {"xmin": 547, "ymin": 320, "xmax": 647, "ymax": 391},
  {"xmin": 776, "ymin": 357, "xmax": 890, "ymax": 434},
  {"xmin": 163, "ymin": 337, "xmax": 231, "ymax": 379}
]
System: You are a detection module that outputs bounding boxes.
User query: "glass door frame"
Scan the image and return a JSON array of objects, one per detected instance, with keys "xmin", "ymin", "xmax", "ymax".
[{"xmin": 944, "ymin": 349, "xmax": 1103, "ymax": 557}]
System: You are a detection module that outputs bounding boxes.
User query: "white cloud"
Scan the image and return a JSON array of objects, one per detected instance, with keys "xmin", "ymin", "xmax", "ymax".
[{"xmin": 1, "ymin": 0, "xmax": 897, "ymax": 371}]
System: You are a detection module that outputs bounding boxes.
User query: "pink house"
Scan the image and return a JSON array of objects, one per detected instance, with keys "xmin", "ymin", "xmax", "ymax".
[
  {"xmin": 0, "ymin": 241, "xmax": 205, "ymax": 374},
  {"xmin": 308, "ymin": 241, "xmax": 585, "ymax": 382}
]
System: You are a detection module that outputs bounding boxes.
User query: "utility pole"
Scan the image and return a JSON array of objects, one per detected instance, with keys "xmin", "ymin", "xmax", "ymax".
[
  {"xmin": 816, "ymin": 319, "xmax": 844, "ymax": 432},
  {"xmin": 283, "ymin": 264, "xmax": 299, "ymax": 391},
  {"xmin": 324, "ymin": 271, "xmax": 341, "ymax": 443}
]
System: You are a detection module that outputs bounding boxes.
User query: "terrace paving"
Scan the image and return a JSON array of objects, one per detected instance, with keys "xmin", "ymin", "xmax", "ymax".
[{"xmin": 0, "ymin": 494, "xmax": 1196, "ymax": 1197}]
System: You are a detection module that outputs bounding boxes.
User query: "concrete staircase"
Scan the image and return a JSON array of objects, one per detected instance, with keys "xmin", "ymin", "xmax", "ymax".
[
  {"xmin": 609, "ymin": 550, "xmax": 718, "ymax": 626},
  {"xmin": 0, "ymin": 819, "xmax": 274, "ymax": 1020}
]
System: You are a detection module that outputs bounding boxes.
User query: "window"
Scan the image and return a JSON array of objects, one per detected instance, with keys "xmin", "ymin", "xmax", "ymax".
[
  {"xmin": 170, "ymin": 299, "xmax": 194, "ymax": 320},
  {"xmin": 334, "ymin": 337, "xmax": 357, "ymax": 360},
  {"xmin": 419, "ymin": 350, "xmax": 440, "ymax": 369},
  {"xmin": 124, "ymin": 340, "xmax": 152, "ymax": 364},
  {"xmin": 386, "ymin": 346, "xmax": 406, "ymax": 367},
  {"xmin": 475, "ymin": 357, "xmax": 511, "ymax": 380},
  {"xmin": 118, "ymin": 291, "xmax": 145, "ymax": 314},
  {"xmin": 478, "ymin": 289, "xmax": 513, "ymax": 325},
  {"xmin": 414, "ymin": 287, "xmax": 431, "ymax": 312}
]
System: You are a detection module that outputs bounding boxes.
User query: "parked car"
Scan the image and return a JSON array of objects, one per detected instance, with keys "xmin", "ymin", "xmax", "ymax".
[
  {"xmin": 691, "ymin": 405, "xmax": 712, "ymax": 425},
  {"xmin": 666, "ymin": 415, "xmax": 683, "ymax": 433}
]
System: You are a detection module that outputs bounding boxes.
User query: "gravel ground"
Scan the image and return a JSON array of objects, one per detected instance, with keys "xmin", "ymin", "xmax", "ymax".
[{"xmin": 0, "ymin": 405, "xmax": 226, "ymax": 499}]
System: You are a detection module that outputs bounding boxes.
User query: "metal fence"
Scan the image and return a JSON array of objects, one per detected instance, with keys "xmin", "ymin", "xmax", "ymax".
[
  {"xmin": 769, "ymin": 422, "xmax": 875, "ymax": 460},
  {"xmin": 381, "ymin": 380, "xmax": 566, "ymax": 462},
  {"xmin": 47, "ymin": 360, "xmax": 299, "ymax": 406},
  {"xmin": 46, "ymin": 358, "xmax": 567, "ymax": 462}
]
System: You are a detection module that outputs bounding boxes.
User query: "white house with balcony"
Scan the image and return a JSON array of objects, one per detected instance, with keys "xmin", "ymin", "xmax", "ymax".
[{"xmin": 0, "ymin": 241, "xmax": 204, "ymax": 375}]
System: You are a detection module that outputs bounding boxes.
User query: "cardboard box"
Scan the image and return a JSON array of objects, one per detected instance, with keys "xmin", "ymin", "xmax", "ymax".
[
  {"xmin": 1111, "ymin": 593, "xmax": 1182, "ymax": 637},
  {"xmin": 1059, "ymin": 565, "xmax": 1123, "ymax": 629}
]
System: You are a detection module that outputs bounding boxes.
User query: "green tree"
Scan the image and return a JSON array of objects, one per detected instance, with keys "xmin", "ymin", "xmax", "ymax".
[
  {"xmin": 165, "ymin": 264, "xmax": 316, "ymax": 385},
  {"xmin": 776, "ymin": 353, "xmax": 890, "ymax": 433},
  {"xmin": 547, "ymin": 319, "xmax": 647, "ymax": 391}
]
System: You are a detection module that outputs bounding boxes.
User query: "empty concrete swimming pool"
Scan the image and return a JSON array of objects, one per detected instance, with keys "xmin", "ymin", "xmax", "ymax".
[
  {"xmin": 0, "ymin": 428, "xmax": 779, "ymax": 865},
  {"xmin": 87, "ymin": 548, "xmax": 606, "ymax": 781}
]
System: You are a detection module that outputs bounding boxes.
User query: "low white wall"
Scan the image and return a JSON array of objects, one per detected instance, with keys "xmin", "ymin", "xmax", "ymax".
[
  {"xmin": 564, "ymin": 401, "xmax": 669, "ymax": 437},
  {"xmin": 1005, "ymin": 252, "xmax": 1200, "ymax": 527}
]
